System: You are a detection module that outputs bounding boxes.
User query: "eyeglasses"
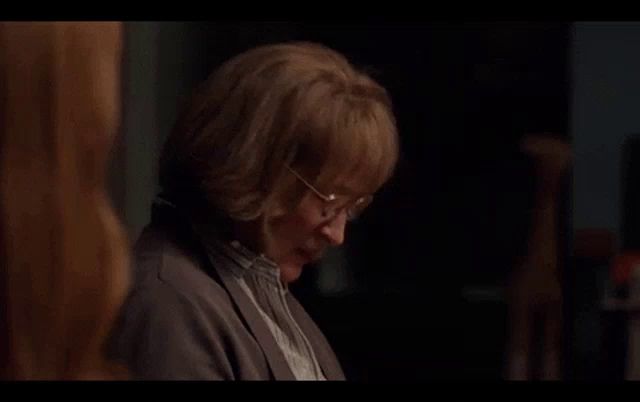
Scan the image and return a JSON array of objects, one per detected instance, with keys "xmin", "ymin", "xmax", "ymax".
[{"xmin": 285, "ymin": 165, "xmax": 372, "ymax": 222}]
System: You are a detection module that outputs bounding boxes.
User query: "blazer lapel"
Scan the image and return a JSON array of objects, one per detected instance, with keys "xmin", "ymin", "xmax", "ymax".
[
  {"xmin": 286, "ymin": 294, "xmax": 346, "ymax": 380},
  {"xmin": 151, "ymin": 204, "xmax": 296, "ymax": 380},
  {"xmin": 209, "ymin": 252, "xmax": 296, "ymax": 381}
]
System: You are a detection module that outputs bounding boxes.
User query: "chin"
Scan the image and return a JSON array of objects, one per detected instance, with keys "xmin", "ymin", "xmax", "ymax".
[{"xmin": 279, "ymin": 263, "xmax": 304, "ymax": 285}]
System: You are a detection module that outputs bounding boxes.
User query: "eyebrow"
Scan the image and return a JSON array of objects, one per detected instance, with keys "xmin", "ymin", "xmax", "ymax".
[
  {"xmin": 331, "ymin": 183, "xmax": 368, "ymax": 198},
  {"xmin": 319, "ymin": 174, "xmax": 370, "ymax": 198}
]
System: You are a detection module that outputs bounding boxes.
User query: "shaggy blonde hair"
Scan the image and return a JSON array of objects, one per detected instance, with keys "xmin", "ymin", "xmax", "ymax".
[{"xmin": 159, "ymin": 41, "xmax": 399, "ymax": 225}]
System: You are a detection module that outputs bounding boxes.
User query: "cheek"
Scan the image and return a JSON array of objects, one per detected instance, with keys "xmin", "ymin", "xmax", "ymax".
[
  {"xmin": 272, "ymin": 214, "xmax": 316, "ymax": 246},
  {"xmin": 270, "ymin": 196, "xmax": 321, "ymax": 246}
]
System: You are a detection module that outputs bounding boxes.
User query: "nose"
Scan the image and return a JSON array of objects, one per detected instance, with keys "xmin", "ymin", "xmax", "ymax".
[{"xmin": 320, "ymin": 211, "xmax": 347, "ymax": 246}]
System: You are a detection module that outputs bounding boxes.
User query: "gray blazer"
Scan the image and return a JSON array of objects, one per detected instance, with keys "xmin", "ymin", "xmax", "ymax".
[{"xmin": 108, "ymin": 204, "xmax": 345, "ymax": 380}]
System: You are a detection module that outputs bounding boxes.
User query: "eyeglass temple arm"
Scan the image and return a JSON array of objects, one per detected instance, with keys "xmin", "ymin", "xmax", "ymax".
[{"xmin": 284, "ymin": 165, "xmax": 336, "ymax": 202}]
